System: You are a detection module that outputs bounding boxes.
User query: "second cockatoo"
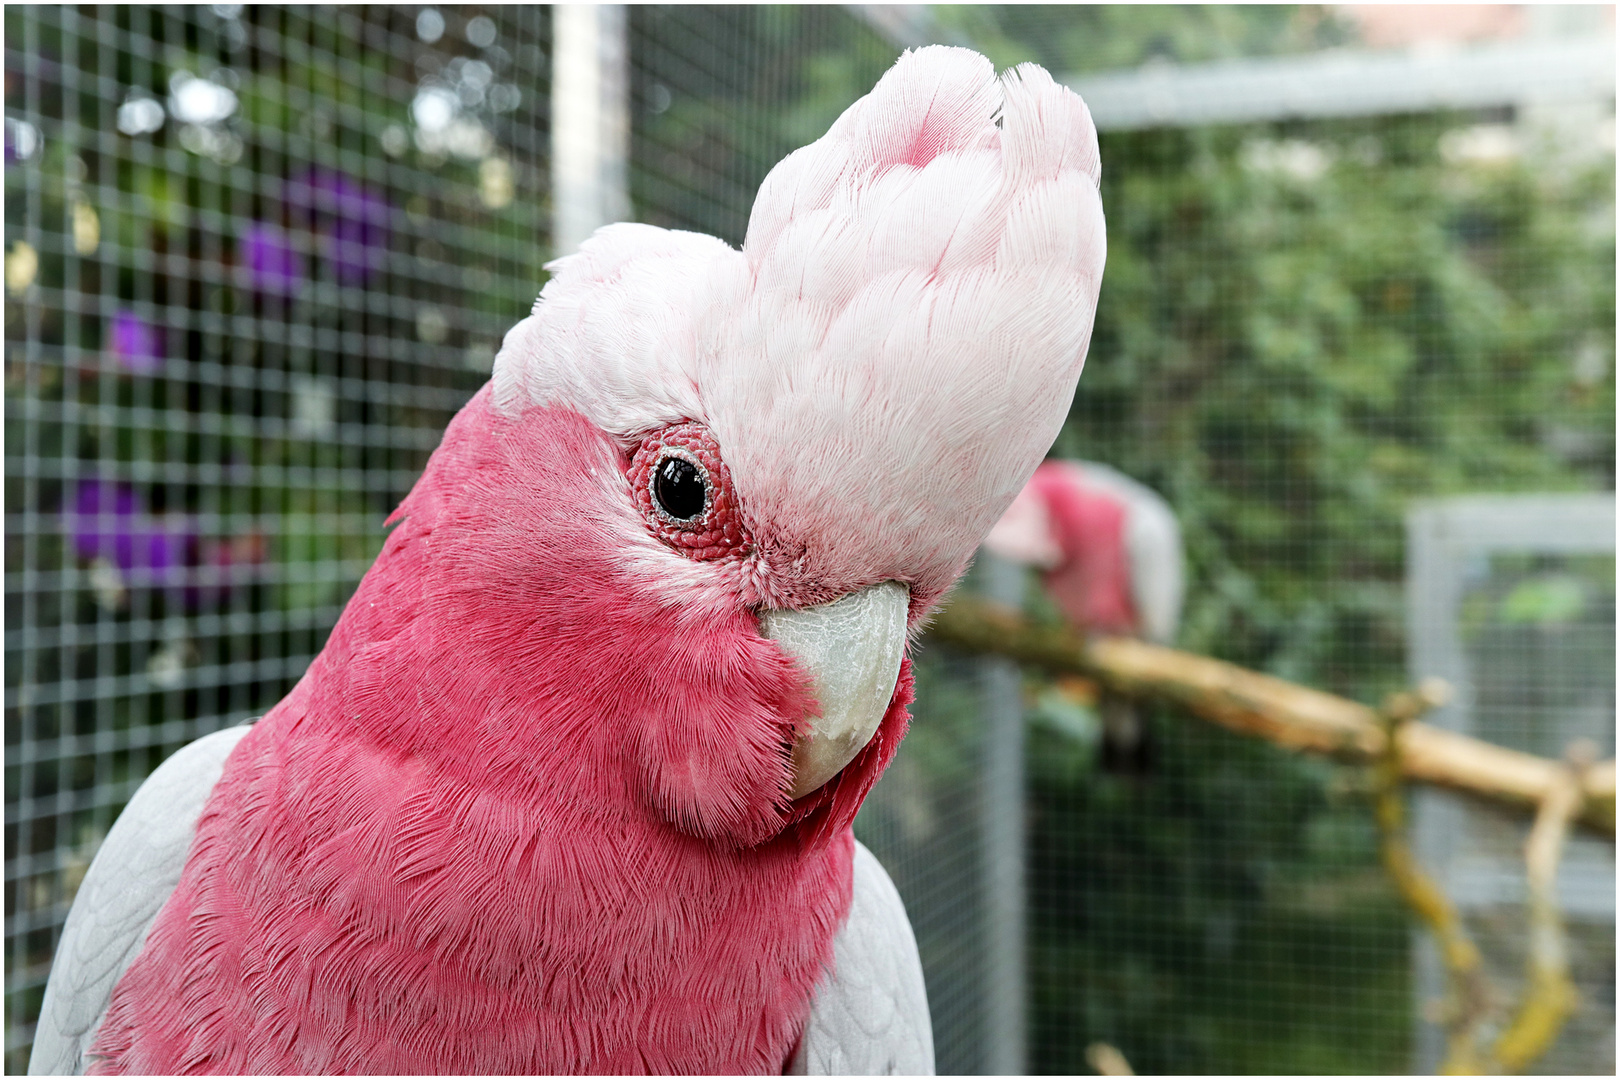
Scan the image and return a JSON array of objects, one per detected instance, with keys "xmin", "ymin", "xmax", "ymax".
[
  {"xmin": 985, "ymin": 459, "xmax": 1183, "ymax": 772},
  {"xmin": 32, "ymin": 46, "xmax": 1105, "ymax": 1075}
]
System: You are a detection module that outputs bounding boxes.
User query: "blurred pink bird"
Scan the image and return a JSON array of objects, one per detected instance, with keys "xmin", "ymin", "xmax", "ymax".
[
  {"xmin": 985, "ymin": 459, "xmax": 1183, "ymax": 772},
  {"xmin": 34, "ymin": 47, "xmax": 1106, "ymax": 1075}
]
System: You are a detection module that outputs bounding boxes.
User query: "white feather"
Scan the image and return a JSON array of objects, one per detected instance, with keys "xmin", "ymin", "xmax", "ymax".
[
  {"xmin": 29, "ymin": 724, "xmax": 255, "ymax": 1076},
  {"xmin": 492, "ymin": 45, "xmax": 1106, "ymax": 607},
  {"xmin": 788, "ymin": 841, "xmax": 933, "ymax": 1075}
]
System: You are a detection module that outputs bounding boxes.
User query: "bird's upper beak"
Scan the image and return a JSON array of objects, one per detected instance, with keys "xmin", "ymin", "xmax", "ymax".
[{"xmin": 759, "ymin": 581, "xmax": 909, "ymax": 800}]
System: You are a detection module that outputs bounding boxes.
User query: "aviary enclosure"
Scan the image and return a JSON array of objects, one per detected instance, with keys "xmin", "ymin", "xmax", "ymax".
[{"xmin": 5, "ymin": 5, "xmax": 1614, "ymax": 1074}]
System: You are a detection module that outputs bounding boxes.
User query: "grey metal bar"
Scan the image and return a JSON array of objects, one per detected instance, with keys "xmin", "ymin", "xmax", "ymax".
[
  {"xmin": 1406, "ymin": 493, "xmax": 1616, "ymax": 1073},
  {"xmin": 980, "ymin": 551, "xmax": 1027, "ymax": 1075},
  {"xmin": 552, "ymin": 4, "xmax": 630, "ymax": 255},
  {"xmin": 1067, "ymin": 38, "xmax": 1616, "ymax": 131}
]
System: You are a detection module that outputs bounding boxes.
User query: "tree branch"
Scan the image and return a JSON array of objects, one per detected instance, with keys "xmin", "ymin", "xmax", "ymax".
[
  {"xmin": 1085, "ymin": 1042, "xmax": 1135, "ymax": 1076},
  {"xmin": 926, "ymin": 595, "xmax": 1616, "ymax": 838},
  {"xmin": 1491, "ymin": 743, "xmax": 1591, "ymax": 1073},
  {"xmin": 1373, "ymin": 691, "xmax": 1493, "ymax": 1075}
]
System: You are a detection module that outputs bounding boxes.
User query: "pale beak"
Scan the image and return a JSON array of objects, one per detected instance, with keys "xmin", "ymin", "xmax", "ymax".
[{"xmin": 760, "ymin": 581, "xmax": 910, "ymax": 800}]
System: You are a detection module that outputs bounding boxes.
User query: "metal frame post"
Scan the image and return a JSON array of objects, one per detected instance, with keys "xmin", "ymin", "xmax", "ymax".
[
  {"xmin": 981, "ymin": 551, "xmax": 1027, "ymax": 1074},
  {"xmin": 551, "ymin": 4, "xmax": 629, "ymax": 256}
]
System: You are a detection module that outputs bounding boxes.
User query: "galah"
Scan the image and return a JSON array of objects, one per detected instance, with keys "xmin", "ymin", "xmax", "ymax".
[
  {"xmin": 31, "ymin": 46, "xmax": 1105, "ymax": 1076},
  {"xmin": 984, "ymin": 459, "xmax": 1183, "ymax": 772}
]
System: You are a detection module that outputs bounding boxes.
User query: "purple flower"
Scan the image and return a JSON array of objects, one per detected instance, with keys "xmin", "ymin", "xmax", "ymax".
[
  {"xmin": 66, "ymin": 481, "xmax": 270, "ymax": 610},
  {"xmin": 286, "ymin": 168, "xmax": 392, "ymax": 285},
  {"xmin": 242, "ymin": 222, "xmax": 304, "ymax": 295},
  {"xmin": 68, "ymin": 481, "xmax": 194, "ymax": 582},
  {"xmin": 108, "ymin": 309, "xmax": 165, "ymax": 374}
]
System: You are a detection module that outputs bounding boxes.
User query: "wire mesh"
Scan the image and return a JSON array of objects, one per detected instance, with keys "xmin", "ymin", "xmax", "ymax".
[
  {"xmin": 1409, "ymin": 499, "xmax": 1615, "ymax": 1075},
  {"xmin": 4, "ymin": 5, "xmax": 550, "ymax": 1069},
  {"xmin": 5, "ymin": 4, "xmax": 1616, "ymax": 1076},
  {"xmin": 901, "ymin": 8, "xmax": 1610, "ymax": 1074}
]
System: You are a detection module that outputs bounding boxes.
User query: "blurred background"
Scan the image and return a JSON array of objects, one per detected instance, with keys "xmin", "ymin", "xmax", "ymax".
[{"xmin": 4, "ymin": 5, "xmax": 1614, "ymax": 1074}]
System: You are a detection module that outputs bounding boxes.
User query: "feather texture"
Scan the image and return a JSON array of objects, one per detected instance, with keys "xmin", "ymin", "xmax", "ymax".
[
  {"xmin": 493, "ymin": 44, "xmax": 1106, "ymax": 615},
  {"xmin": 788, "ymin": 842, "xmax": 933, "ymax": 1075},
  {"xmin": 30, "ymin": 725, "xmax": 253, "ymax": 1076},
  {"xmin": 87, "ymin": 397, "xmax": 917, "ymax": 1073},
  {"xmin": 55, "ymin": 45, "xmax": 1107, "ymax": 1075}
]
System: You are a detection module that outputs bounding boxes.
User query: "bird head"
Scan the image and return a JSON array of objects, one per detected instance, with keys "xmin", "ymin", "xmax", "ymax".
[
  {"xmin": 383, "ymin": 46, "xmax": 1103, "ymax": 843},
  {"xmin": 986, "ymin": 459, "xmax": 1186, "ymax": 643}
]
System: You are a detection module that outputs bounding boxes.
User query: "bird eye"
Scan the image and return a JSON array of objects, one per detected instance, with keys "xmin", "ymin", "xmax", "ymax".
[
  {"xmin": 652, "ymin": 454, "xmax": 707, "ymax": 522},
  {"xmin": 629, "ymin": 422, "xmax": 751, "ymax": 561}
]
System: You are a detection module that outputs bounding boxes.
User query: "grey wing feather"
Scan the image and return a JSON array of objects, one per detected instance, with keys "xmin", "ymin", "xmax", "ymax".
[
  {"xmin": 791, "ymin": 840, "xmax": 934, "ymax": 1075},
  {"xmin": 27, "ymin": 723, "xmax": 254, "ymax": 1076}
]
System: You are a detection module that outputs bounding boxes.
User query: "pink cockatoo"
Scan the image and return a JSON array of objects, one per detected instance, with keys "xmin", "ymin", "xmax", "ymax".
[
  {"xmin": 31, "ymin": 46, "xmax": 1105, "ymax": 1075},
  {"xmin": 984, "ymin": 460, "xmax": 1183, "ymax": 771}
]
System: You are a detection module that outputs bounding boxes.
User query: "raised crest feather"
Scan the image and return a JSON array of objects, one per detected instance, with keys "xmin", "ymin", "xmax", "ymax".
[{"xmin": 492, "ymin": 45, "xmax": 1105, "ymax": 609}]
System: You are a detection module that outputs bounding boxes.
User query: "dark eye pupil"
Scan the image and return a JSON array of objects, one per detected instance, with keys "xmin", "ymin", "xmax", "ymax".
[{"xmin": 653, "ymin": 456, "xmax": 706, "ymax": 521}]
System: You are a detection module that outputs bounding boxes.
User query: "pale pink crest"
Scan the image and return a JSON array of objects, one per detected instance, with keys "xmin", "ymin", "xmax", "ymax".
[{"xmin": 492, "ymin": 44, "xmax": 1106, "ymax": 613}]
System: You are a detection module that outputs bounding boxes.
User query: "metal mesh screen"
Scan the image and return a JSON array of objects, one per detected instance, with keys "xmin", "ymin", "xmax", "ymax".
[
  {"xmin": 901, "ymin": 8, "xmax": 1608, "ymax": 1075},
  {"xmin": 1454, "ymin": 544, "xmax": 1616, "ymax": 1076},
  {"xmin": 5, "ymin": 5, "xmax": 1615, "ymax": 1076},
  {"xmin": 1409, "ymin": 499, "xmax": 1615, "ymax": 1075},
  {"xmin": 628, "ymin": 6, "xmax": 894, "ymax": 248},
  {"xmin": 4, "ymin": 5, "xmax": 550, "ymax": 1069}
]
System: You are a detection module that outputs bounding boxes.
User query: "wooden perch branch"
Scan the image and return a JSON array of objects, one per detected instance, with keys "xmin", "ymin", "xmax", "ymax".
[
  {"xmin": 927, "ymin": 595, "xmax": 1616, "ymax": 839},
  {"xmin": 1085, "ymin": 1042, "xmax": 1135, "ymax": 1076},
  {"xmin": 1492, "ymin": 743, "xmax": 1591, "ymax": 1073},
  {"xmin": 1372, "ymin": 693, "xmax": 1493, "ymax": 1075}
]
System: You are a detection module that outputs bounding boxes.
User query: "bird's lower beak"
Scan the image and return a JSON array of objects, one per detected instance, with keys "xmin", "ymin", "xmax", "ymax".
[{"xmin": 760, "ymin": 581, "xmax": 909, "ymax": 800}]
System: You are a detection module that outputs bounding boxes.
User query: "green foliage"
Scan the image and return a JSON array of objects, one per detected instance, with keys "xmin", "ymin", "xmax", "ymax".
[
  {"xmin": 938, "ymin": 10, "xmax": 1614, "ymax": 1073},
  {"xmin": 629, "ymin": 6, "xmax": 897, "ymax": 245},
  {"xmin": 1069, "ymin": 116, "xmax": 1614, "ymax": 691},
  {"xmin": 4, "ymin": 11, "xmax": 542, "ymax": 1066},
  {"xmin": 1028, "ymin": 712, "xmax": 1411, "ymax": 1074}
]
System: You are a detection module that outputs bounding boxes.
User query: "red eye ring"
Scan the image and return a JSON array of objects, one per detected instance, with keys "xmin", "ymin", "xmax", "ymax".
[{"xmin": 628, "ymin": 422, "xmax": 751, "ymax": 561}]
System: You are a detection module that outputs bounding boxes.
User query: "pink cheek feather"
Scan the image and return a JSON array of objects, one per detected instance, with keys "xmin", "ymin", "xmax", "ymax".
[
  {"xmin": 86, "ymin": 384, "xmax": 914, "ymax": 1075},
  {"xmin": 1031, "ymin": 462, "xmax": 1140, "ymax": 636}
]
